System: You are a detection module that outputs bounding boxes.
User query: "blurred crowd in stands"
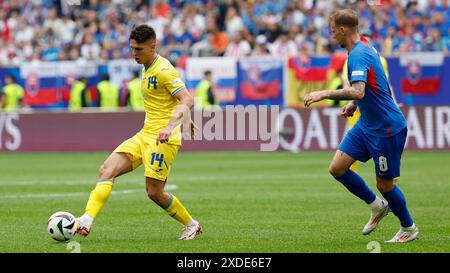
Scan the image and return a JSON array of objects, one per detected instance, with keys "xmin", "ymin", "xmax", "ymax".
[{"xmin": 0, "ymin": 0, "xmax": 450, "ymax": 67}]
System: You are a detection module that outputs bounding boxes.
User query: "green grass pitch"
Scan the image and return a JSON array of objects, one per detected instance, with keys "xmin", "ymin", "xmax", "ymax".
[{"xmin": 0, "ymin": 151, "xmax": 449, "ymax": 253}]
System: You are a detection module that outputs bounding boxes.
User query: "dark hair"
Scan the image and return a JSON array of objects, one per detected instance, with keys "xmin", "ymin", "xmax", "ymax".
[
  {"xmin": 330, "ymin": 9, "xmax": 359, "ymax": 29},
  {"xmin": 6, "ymin": 74, "xmax": 16, "ymax": 82},
  {"xmin": 129, "ymin": 24, "xmax": 157, "ymax": 43},
  {"xmin": 102, "ymin": 74, "xmax": 110, "ymax": 81},
  {"xmin": 204, "ymin": 70, "xmax": 212, "ymax": 77}
]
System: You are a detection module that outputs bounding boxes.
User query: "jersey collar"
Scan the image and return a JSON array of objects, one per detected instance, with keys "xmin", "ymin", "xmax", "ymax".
[
  {"xmin": 145, "ymin": 54, "xmax": 160, "ymax": 72},
  {"xmin": 348, "ymin": 41, "xmax": 362, "ymax": 55}
]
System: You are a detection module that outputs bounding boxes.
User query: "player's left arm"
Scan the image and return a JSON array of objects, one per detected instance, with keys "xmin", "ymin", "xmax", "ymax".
[
  {"xmin": 304, "ymin": 81, "xmax": 365, "ymax": 107},
  {"xmin": 166, "ymin": 89, "xmax": 194, "ymax": 131},
  {"xmin": 157, "ymin": 89, "xmax": 194, "ymax": 145},
  {"xmin": 156, "ymin": 65, "xmax": 195, "ymax": 145}
]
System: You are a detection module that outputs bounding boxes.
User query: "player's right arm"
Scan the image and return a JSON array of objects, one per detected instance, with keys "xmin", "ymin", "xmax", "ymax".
[
  {"xmin": 325, "ymin": 81, "xmax": 365, "ymax": 100},
  {"xmin": 304, "ymin": 50, "xmax": 368, "ymax": 107},
  {"xmin": 304, "ymin": 81, "xmax": 365, "ymax": 107},
  {"xmin": 340, "ymin": 59, "xmax": 358, "ymax": 116}
]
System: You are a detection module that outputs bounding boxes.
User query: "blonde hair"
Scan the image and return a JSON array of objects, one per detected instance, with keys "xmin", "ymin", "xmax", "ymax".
[{"xmin": 330, "ymin": 9, "xmax": 359, "ymax": 30}]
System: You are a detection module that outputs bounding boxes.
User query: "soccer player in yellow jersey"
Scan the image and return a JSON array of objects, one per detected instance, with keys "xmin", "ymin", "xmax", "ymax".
[{"xmin": 75, "ymin": 25, "xmax": 203, "ymax": 240}]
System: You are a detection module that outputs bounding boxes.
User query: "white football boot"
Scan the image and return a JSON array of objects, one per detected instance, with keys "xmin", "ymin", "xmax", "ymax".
[
  {"xmin": 386, "ymin": 224, "xmax": 419, "ymax": 243},
  {"xmin": 179, "ymin": 220, "xmax": 203, "ymax": 240},
  {"xmin": 75, "ymin": 218, "xmax": 91, "ymax": 237},
  {"xmin": 362, "ymin": 200, "xmax": 390, "ymax": 235}
]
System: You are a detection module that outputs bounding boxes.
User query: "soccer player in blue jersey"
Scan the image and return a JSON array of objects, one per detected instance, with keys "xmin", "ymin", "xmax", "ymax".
[{"xmin": 304, "ymin": 9, "xmax": 419, "ymax": 243}]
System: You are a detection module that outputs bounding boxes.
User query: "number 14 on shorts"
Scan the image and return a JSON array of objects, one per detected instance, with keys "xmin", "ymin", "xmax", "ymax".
[{"xmin": 151, "ymin": 152, "xmax": 167, "ymax": 169}]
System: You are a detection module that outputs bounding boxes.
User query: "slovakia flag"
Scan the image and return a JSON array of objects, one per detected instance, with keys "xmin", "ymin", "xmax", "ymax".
[
  {"xmin": 238, "ymin": 56, "xmax": 283, "ymax": 104},
  {"xmin": 399, "ymin": 52, "xmax": 443, "ymax": 95}
]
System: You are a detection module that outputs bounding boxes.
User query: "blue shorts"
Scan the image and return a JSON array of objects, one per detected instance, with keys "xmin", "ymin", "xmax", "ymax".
[{"xmin": 338, "ymin": 125, "xmax": 407, "ymax": 180}]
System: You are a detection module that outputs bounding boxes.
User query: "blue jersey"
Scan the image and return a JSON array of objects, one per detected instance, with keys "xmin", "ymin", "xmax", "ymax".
[{"xmin": 347, "ymin": 37, "xmax": 406, "ymax": 137}]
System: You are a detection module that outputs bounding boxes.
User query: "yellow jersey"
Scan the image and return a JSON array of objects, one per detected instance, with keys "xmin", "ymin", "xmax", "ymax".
[
  {"xmin": 140, "ymin": 55, "xmax": 186, "ymax": 145},
  {"xmin": 2, "ymin": 83, "xmax": 24, "ymax": 111}
]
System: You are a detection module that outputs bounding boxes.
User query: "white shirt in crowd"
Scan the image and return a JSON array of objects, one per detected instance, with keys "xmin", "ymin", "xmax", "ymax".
[
  {"xmin": 268, "ymin": 39, "xmax": 298, "ymax": 58},
  {"xmin": 59, "ymin": 19, "xmax": 77, "ymax": 44},
  {"xmin": 225, "ymin": 40, "xmax": 252, "ymax": 58},
  {"xmin": 15, "ymin": 24, "xmax": 35, "ymax": 43},
  {"xmin": 226, "ymin": 15, "xmax": 244, "ymax": 37},
  {"xmin": 81, "ymin": 42, "xmax": 101, "ymax": 60}
]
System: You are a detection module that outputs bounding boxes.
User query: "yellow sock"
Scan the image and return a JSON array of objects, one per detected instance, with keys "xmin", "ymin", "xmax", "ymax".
[
  {"xmin": 350, "ymin": 161, "xmax": 359, "ymax": 172},
  {"xmin": 163, "ymin": 193, "xmax": 192, "ymax": 225},
  {"xmin": 85, "ymin": 180, "xmax": 113, "ymax": 219}
]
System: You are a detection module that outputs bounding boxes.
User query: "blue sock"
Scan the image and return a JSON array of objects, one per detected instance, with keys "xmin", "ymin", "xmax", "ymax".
[
  {"xmin": 381, "ymin": 185, "xmax": 414, "ymax": 228},
  {"xmin": 334, "ymin": 170, "xmax": 376, "ymax": 205}
]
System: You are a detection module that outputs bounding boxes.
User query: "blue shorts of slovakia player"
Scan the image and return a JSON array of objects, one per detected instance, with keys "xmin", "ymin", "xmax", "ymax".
[{"xmin": 339, "ymin": 123, "xmax": 407, "ymax": 180}]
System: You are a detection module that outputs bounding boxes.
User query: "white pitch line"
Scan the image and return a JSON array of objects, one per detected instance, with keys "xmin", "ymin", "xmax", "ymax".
[
  {"xmin": 0, "ymin": 185, "xmax": 177, "ymax": 200},
  {"xmin": 0, "ymin": 173, "xmax": 331, "ymax": 186}
]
